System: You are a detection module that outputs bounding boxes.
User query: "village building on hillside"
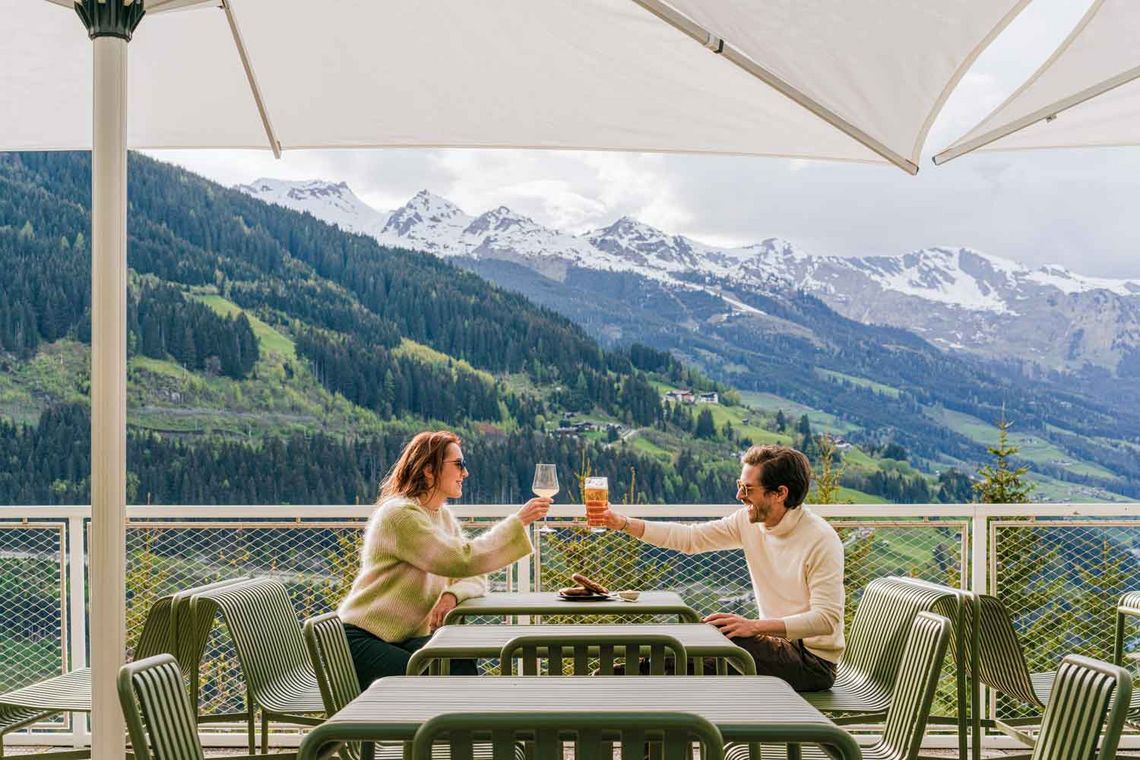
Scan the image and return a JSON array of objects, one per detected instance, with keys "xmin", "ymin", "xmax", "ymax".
[
  {"xmin": 662, "ymin": 389, "xmax": 719, "ymax": 405},
  {"xmin": 663, "ymin": 389, "xmax": 694, "ymax": 404}
]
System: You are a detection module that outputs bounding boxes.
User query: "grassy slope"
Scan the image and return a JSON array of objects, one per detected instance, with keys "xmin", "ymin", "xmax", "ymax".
[{"xmin": 927, "ymin": 407, "xmax": 1122, "ymax": 482}]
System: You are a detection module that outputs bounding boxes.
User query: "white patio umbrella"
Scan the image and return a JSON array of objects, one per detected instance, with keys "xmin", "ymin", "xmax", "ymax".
[
  {"xmin": 935, "ymin": 0, "xmax": 1140, "ymax": 164},
  {"xmin": 2, "ymin": 0, "xmax": 1030, "ymax": 756}
]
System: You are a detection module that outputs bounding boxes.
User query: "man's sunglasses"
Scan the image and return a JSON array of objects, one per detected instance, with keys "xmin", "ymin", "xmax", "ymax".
[
  {"xmin": 736, "ymin": 480, "xmax": 757, "ymax": 495},
  {"xmin": 445, "ymin": 458, "xmax": 469, "ymax": 472}
]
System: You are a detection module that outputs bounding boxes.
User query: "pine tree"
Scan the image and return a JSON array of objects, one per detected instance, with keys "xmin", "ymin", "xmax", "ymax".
[
  {"xmin": 974, "ymin": 411, "xmax": 1034, "ymax": 503},
  {"xmin": 694, "ymin": 408, "xmax": 716, "ymax": 439},
  {"xmin": 811, "ymin": 434, "xmax": 844, "ymax": 504}
]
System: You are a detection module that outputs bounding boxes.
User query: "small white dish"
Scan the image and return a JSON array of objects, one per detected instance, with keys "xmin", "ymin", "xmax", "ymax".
[{"xmin": 617, "ymin": 590, "xmax": 640, "ymax": 602}]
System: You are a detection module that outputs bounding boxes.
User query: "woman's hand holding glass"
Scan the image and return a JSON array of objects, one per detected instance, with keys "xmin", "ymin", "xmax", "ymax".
[{"xmin": 516, "ymin": 496, "xmax": 552, "ymax": 526}]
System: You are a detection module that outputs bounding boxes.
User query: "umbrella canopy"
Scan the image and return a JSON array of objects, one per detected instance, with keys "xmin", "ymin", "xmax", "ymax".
[
  {"xmin": 935, "ymin": 0, "xmax": 1140, "ymax": 164},
  {"xmin": 2, "ymin": 1, "xmax": 1032, "ymax": 758},
  {"xmin": 7, "ymin": 0, "xmax": 1032, "ymax": 173}
]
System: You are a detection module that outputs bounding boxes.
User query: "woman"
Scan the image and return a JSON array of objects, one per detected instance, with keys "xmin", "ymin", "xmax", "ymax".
[{"xmin": 338, "ymin": 430, "xmax": 549, "ymax": 686}]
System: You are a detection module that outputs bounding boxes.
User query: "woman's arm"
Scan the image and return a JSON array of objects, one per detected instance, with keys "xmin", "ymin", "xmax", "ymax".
[
  {"xmin": 385, "ymin": 506, "xmax": 533, "ymax": 578},
  {"xmin": 445, "ymin": 575, "xmax": 487, "ymax": 602}
]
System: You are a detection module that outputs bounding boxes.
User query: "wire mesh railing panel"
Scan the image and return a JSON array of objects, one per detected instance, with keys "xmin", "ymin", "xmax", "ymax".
[
  {"xmin": 990, "ymin": 518, "xmax": 1140, "ymax": 720},
  {"xmin": 126, "ymin": 520, "xmax": 366, "ymax": 718},
  {"xmin": 9, "ymin": 503, "xmax": 1140, "ymax": 749},
  {"xmin": 0, "ymin": 522, "xmax": 66, "ymax": 695},
  {"xmin": 833, "ymin": 519, "xmax": 968, "ymax": 632}
]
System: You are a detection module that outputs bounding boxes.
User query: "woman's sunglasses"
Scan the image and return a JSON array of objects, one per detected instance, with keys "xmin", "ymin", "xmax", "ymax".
[{"xmin": 445, "ymin": 458, "xmax": 469, "ymax": 472}]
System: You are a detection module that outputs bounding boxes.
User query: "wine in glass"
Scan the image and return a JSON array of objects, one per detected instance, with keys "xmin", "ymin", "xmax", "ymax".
[{"xmin": 532, "ymin": 463, "xmax": 559, "ymax": 534}]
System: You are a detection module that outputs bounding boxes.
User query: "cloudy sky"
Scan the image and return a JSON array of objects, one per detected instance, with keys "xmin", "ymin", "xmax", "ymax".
[{"xmin": 152, "ymin": 0, "xmax": 1140, "ymax": 278}]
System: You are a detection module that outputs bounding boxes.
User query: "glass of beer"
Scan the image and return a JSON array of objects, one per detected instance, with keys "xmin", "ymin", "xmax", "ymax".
[{"xmin": 584, "ymin": 476, "xmax": 608, "ymax": 533}]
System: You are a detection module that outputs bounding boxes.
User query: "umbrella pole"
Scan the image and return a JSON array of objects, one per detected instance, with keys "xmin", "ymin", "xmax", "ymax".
[
  {"xmin": 74, "ymin": 3, "xmax": 143, "ymax": 756},
  {"xmin": 90, "ymin": 32, "xmax": 129, "ymax": 760}
]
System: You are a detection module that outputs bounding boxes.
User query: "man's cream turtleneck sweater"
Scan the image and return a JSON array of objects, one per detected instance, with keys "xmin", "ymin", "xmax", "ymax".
[{"xmin": 640, "ymin": 505, "xmax": 845, "ymax": 663}]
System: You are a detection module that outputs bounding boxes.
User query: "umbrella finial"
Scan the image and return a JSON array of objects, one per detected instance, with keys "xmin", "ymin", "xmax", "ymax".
[{"xmin": 74, "ymin": 0, "xmax": 146, "ymax": 41}]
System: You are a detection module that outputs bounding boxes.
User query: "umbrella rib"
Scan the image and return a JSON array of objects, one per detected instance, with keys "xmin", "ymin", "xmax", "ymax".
[
  {"xmin": 628, "ymin": 0, "xmax": 918, "ymax": 175},
  {"xmin": 932, "ymin": 0, "xmax": 1133, "ymax": 165},
  {"xmin": 222, "ymin": 0, "xmax": 282, "ymax": 157},
  {"xmin": 933, "ymin": 63, "xmax": 1140, "ymax": 165}
]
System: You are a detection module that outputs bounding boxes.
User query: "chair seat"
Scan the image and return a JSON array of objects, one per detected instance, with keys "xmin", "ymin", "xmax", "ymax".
[
  {"xmin": 0, "ymin": 704, "xmax": 57, "ymax": 733},
  {"xmin": 259, "ymin": 670, "xmax": 325, "ymax": 715},
  {"xmin": 801, "ymin": 679, "xmax": 890, "ymax": 716},
  {"xmin": 0, "ymin": 668, "xmax": 92, "ymax": 712}
]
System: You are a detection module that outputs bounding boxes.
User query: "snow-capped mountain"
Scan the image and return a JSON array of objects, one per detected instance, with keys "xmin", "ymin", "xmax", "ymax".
[
  {"xmin": 236, "ymin": 179, "xmax": 1140, "ymax": 373},
  {"xmin": 235, "ymin": 179, "xmax": 392, "ymax": 241}
]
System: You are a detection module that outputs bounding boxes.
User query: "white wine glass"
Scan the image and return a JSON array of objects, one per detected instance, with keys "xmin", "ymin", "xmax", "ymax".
[{"xmin": 532, "ymin": 463, "xmax": 559, "ymax": 534}]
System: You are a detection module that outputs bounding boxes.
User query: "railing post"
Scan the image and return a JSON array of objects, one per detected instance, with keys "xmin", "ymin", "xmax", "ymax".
[
  {"xmin": 67, "ymin": 514, "xmax": 90, "ymax": 749},
  {"xmin": 970, "ymin": 507, "xmax": 988, "ymax": 752},
  {"xmin": 971, "ymin": 507, "xmax": 988, "ymax": 595}
]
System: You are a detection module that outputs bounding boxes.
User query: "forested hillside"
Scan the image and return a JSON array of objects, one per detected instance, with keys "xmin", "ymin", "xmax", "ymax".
[{"xmin": 0, "ymin": 152, "xmax": 780, "ymax": 504}]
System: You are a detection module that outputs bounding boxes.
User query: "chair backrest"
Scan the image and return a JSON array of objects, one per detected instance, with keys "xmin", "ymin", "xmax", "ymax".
[
  {"xmin": 837, "ymin": 577, "xmax": 962, "ymax": 697},
  {"xmin": 1030, "ymin": 655, "xmax": 1131, "ymax": 760},
  {"xmin": 169, "ymin": 577, "xmax": 249, "ymax": 672},
  {"xmin": 134, "ymin": 595, "xmax": 176, "ymax": 662},
  {"xmin": 303, "ymin": 612, "xmax": 361, "ymax": 713},
  {"xmin": 1113, "ymin": 590, "xmax": 1140, "ymax": 667},
  {"xmin": 118, "ymin": 654, "xmax": 205, "ymax": 760},
  {"xmin": 966, "ymin": 594, "xmax": 1042, "ymax": 707},
  {"xmin": 499, "ymin": 633, "xmax": 687, "ymax": 676},
  {"xmin": 412, "ymin": 711, "xmax": 724, "ymax": 760},
  {"xmin": 188, "ymin": 578, "xmax": 312, "ymax": 703},
  {"xmin": 873, "ymin": 612, "xmax": 951, "ymax": 760}
]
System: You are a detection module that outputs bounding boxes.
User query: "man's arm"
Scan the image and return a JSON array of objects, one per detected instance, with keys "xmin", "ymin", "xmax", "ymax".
[
  {"xmin": 600, "ymin": 508, "xmax": 743, "ymax": 554},
  {"xmin": 703, "ymin": 613, "xmax": 785, "ymax": 638}
]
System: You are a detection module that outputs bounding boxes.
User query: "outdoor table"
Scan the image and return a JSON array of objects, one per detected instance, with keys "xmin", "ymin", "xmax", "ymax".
[
  {"xmin": 297, "ymin": 676, "xmax": 862, "ymax": 760},
  {"xmin": 443, "ymin": 591, "xmax": 701, "ymax": 624},
  {"xmin": 406, "ymin": 623, "xmax": 757, "ymax": 675}
]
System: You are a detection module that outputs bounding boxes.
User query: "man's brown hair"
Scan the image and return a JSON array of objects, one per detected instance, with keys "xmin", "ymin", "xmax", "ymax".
[{"xmin": 741, "ymin": 445, "xmax": 813, "ymax": 508}]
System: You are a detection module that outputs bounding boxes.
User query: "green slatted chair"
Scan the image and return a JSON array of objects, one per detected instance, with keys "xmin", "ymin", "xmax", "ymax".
[
  {"xmin": 303, "ymin": 613, "xmax": 528, "ymax": 760},
  {"xmin": 118, "ymin": 655, "xmax": 205, "ymax": 760},
  {"xmin": 499, "ymin": 632, "xmax": 688, "ymax": 676},
  {"xmin": 190, "ymin": 578, "xmax": 324, "ymax": 755},
  {"xmin": 1030, "ymin": 655, "xmax": 1131, "ymax": 760},
  {"xmin": 0, "ymin": 578, "xmax": 243, "ymax": 759},
  {"xmin": 303, "ymin": 613, "xmax": 366, "ymax": 760},
  {"xmin": 889, "ymin": 578, "xmax": 979, "ymax": 760},
  {"xmin": 303, "ymin": 614, "xmax": 360, "ymax": 721},
  {"xmin": 1113, "ymin": 590, "xmax": 1140, "ymax": 731},
  {"xmin": 968, "ymin": 592, "xmax": 1140, "ymax": 755},
  {"xmin": 801, "ymin": 576, "xmax": 974, "ymax": 760},
  {"xmin": 728, "ymin": 611, "xmax": 951, "ymax": 760},
  {"xmin": 411, "ymin": 711, "xmax": 724, "ymax": 760}
]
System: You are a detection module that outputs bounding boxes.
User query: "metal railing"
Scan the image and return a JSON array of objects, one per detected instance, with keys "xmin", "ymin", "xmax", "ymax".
[{"xmin": 0, "ymin": 502, "xmax": 1137, "ymax": 751}]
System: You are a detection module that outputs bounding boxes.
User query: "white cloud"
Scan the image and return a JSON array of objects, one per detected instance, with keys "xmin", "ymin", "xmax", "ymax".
[{"xmin": 149, "ymin": 0, "xmax": 1140, "ymax": 279}]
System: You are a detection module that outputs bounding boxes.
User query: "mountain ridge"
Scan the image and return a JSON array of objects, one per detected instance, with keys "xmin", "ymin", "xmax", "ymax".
[{"xmin": 238, "ymin": 179, "xmax": 1140, "ymax": 373}]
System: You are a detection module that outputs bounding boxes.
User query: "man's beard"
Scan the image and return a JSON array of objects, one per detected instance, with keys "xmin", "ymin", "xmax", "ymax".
[{"xmin": 747, "ymin": 500, "xmax": 768, "ymax": 523}]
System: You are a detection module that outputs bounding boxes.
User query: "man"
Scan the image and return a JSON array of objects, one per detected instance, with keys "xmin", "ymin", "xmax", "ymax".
[{"xmin": 600, "ymin": 444, "xmax": 843, "ymax": 690}]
